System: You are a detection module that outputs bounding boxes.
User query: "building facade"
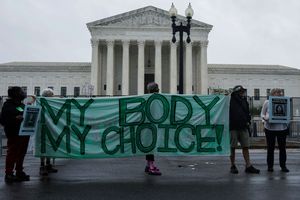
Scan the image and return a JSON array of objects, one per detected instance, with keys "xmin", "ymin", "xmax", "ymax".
[
  {"xmin": 0, "ymin": 62, "xmax": 90, "ymax": 97},
  {"xmin": 1, "ymin": 62, "xmax": 300, "ymax": 97},
  {"xmin": 87, "ymin": 6, "xmax": 212, "ymax": 95},
  {"xmin": 208, "ymin": 64, "xmax": 300, "ymax": 97},
  {"xmin": 0, "ymin": 6, "xmax": 300, "ymax": 97}
]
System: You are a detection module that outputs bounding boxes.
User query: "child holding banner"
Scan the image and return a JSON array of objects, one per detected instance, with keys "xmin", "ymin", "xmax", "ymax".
[
  {"xmin": 144, "ymin": 82, "xmax": 162, "ymax": 176},
  {"xmin": 0, "ymin": 87, "xmax": 30, "ymax": 182},
  {"xmin": 261, "ymin": 88, "xmax": 289, "ymax": 172}
]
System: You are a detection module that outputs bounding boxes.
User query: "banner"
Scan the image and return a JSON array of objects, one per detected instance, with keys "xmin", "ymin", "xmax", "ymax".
[{"xmin": 35, "ymin": 94, "xmax": 230, "ymax": 158}]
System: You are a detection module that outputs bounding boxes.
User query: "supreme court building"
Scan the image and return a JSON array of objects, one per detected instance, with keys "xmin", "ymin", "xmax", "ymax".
[
  {"xmin": 1, "ymin": 6, "xmax": 300, "ymax": 98},
  {"xmin": 87, "ymin": 6, "xmax": 211, "ymax": 95}
]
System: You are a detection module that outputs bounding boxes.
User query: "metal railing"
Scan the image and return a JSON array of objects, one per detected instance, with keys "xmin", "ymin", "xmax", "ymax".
[{"xmin": 251, "ymin": 119, "xmax": 300, "ymax": 138}]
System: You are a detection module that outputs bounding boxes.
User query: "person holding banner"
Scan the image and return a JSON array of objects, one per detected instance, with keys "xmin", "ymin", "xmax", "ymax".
[
  {"xmin": 144, "ymin": 82, "xmax": 162, "ymax": 176},
  {"xmin": 261, "ymin": 88, "xmax": 289, "ymax": 172},
  {"xmin": 229, "ymin": 85, "xmax": 260, "ymax": 174},
  {"xmin": 39, "ymin": 88, "xmax": 58, "ymax": 176},
  {"xmin": 0, "ymin": 87, "xmax": 30, "ymax": 182}
]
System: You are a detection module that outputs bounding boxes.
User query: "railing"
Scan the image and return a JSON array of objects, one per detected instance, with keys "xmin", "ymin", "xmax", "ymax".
[{"xmin": 251, "ymin": 119, "xmax": 300, "ymax": 138}]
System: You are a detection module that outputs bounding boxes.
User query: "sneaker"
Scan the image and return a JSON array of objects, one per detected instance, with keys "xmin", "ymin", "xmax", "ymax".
[
  {"xmin": 230, "ymin": 165, "xmax": 239, "ymax": 174},
  {"xmin": 148, "ymin": 167, "xmax": 162, "ymax": 176},
  {"xmin": 5, "ymin": 174, "xmax": 17, "ymax": 183},
  {"xmin": 281, "ymin": 167, "xmax": 290, "ymax": 173},
  {"xmin": 46, "ymin": 164, "xmax": 58, "ymax": 173},
  {"xmin": 16, "ymin": 171, "xmax": 30, "ymax": 181},
  {"xmin": 245, "ymin": 165, "xmax": 260, "ymax": 174},
  {"xmin": 40, "ymin": 166, "xmax": 48, "ymax": 176}
]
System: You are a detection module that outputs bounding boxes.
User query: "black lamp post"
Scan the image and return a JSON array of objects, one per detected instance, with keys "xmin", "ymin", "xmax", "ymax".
[{"xmin": 169, "ymin": 3, "xmax": 194, "ymax": 94}]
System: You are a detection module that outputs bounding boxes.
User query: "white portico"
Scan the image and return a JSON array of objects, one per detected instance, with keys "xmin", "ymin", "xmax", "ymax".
[{"xmin": 87, "ymin": 6, "xmax": 212, "ymax": 95}]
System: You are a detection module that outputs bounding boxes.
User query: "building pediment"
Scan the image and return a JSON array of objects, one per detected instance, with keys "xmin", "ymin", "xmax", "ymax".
[{"xmin": 87, "ymin": 6, "xmax": 212, "ymax": 29}]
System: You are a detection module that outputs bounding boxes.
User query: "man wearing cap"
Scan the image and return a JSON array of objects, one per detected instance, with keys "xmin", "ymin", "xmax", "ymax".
[{"xmin": 229, "ymin": 85, "xmax": 260, "ymax": 174}]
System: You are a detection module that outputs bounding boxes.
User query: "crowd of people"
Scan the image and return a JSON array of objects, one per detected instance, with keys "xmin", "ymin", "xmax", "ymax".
[{"xmin": 0, "ymin": 84, "xmax": 290, "ymax": 183}]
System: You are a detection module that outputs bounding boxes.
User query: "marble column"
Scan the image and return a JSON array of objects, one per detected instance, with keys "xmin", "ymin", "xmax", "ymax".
[
  {"xmin": 122, "ymin": 40, "xmax": 130, "ymax": 96},
  {"xmin": 200, "ymin": 41, "xmax": 209, "ymax": 95},
  {"xmin": 154, "ymin": 40, "xmax": 162, "ymax": 90},
  {"xmin": 184, "ymin": 42, "xmax": 193, "ymax": 94},
  {"xmin": 137, "ymin": 40, "xmax": 145, "ymax": 95},
  {"xmin": 106, "ymin": 40, "xmax": 115, "ymax": 96},
  {"xmin": 170, "ymin": 41, "xmax": 177, "ymax": 94},
  {"xmin": 195, "ymin": 43, "xmax": 201, "ymax": 94},
  {"xmin": 91, "ymin": 39, "xmax": 100, "ymax": 95}
]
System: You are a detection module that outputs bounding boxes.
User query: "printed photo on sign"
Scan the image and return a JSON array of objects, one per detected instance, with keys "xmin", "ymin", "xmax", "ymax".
[
  {"xmin": 19, "ymin": 105, "xmax": 41, "ymax": 136},
  {"xmin": 23, "ymin": 109, "xmax": 39, "ymax": 127},
  {"xmin": 269, "ymin": 96, "xmax": 290, "ymax": 123}
]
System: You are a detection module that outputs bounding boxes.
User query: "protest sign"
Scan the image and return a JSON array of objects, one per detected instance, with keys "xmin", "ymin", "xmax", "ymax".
[
  {"xmin": 19, "ymin": 105, "xmax": 41, "ymax": 136},
  {"xmin": 35, "ymin": 94, "xmax": 230, "ymax": 158},
  {"xmin": 269, "ymin": 96, "xmax": 290, "ymax": 123}
]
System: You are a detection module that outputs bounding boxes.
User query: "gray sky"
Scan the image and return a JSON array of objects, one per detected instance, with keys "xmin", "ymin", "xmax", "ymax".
[{"xmin": 1, "ymin": 0, "xmax": 300, "ymax": 69}]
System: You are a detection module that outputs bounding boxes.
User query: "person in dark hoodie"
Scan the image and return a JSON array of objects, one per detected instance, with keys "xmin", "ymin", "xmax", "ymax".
[
  {"xmin": 0, "ymin": 87, "xmax": 30, "ymax": 182},
  {"xmin": 229, "ymin": 85, "xmax": 260, "ymax": 174}
]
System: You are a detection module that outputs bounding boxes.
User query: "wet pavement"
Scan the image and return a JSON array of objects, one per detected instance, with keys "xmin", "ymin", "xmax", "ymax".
[{"xmin": 1, "ymin": 149, "xmax": 300, "ymax": 200}]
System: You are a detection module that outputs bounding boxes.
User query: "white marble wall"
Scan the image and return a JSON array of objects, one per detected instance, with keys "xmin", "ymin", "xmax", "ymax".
[
  {"xmin": 208, "ymin": 73, "xmax": 300, "ymax": 97},
  {"xmin": 1, "ymin": 66, "xmax": 300, "ymax": 97},
  {"xmin": 0, "ymin": 71, "xmax": 90, "ymax": 96}
]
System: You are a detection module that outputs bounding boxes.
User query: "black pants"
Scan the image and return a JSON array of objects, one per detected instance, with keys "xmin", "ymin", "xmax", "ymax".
[
  {"xmin": 6, "ymin": 135, "xmax": 30, "ymax": 174},
  {"xmin": 146, "ymin": 154, "xmax": 154, "ymax": 161},
  {"xmin": 265, "ymin": 129, "xmax": 288, "ymax": 169}
]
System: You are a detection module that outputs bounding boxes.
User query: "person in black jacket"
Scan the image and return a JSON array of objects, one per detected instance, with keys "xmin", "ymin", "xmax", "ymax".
[
  {"xmin": 229, "ymin": 85, "xmax": 260, "ymax": 174},
  {"xmin": 0, "ymin": 87, "xmax": 30, "ymax": 182}
]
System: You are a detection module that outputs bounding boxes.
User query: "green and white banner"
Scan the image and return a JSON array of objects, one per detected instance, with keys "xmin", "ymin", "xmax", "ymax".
[{"xmin": 35, "ymin": 94, "xmax": 230, "ymax": 158}]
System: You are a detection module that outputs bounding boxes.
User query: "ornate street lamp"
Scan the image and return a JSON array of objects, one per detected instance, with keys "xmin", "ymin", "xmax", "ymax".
[{"xmin": 169, "ymin": 3, "xmax": 194, "ymax": 94}]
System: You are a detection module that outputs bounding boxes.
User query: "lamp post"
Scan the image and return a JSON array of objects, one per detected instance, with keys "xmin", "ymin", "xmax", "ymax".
[{"xmin": 169, "ymin": 3, "xmax": 194, "ymax": 94}]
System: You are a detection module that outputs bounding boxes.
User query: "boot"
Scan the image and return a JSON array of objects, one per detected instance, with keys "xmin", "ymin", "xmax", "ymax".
[{"xmin": 46, "ymin": 164, "xmax": 58, "ymax": 173}]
